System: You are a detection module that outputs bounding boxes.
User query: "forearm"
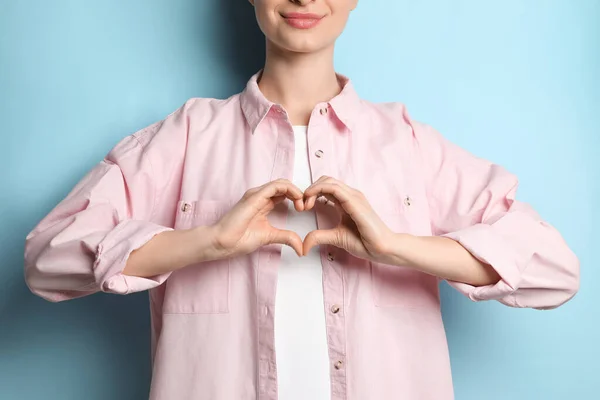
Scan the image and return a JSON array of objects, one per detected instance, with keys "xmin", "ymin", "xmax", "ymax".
[
  {"xmin": 123, "ymin": 225, "xmax": 219, "ymax": 278},
  {"xmin": 383, "ymin": 233, "xmax": 501, "ymax": 287}
]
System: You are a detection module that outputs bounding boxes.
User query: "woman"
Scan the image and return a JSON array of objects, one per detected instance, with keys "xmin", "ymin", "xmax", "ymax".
[{"xmin": 24, "ymin": 0, "xmax": 580, "ymax": 399}]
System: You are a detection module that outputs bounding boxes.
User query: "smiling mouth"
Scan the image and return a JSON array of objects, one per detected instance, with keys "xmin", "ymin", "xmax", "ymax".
[{"xmin": 281, "ymin": 13, "xmax": 324, "ymax": 30}]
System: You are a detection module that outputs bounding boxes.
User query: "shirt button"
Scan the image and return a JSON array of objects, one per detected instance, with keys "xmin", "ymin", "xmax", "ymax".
[
  {"xmin": 315, "ymin": 149, "xmax": 324, "ymax": 158},
  {"xmin": 331, "ymin": 304, "xmax": 340, "ymax": 314},
  {"xmin": 320, "ymin": 107, "xmax": 328, "ymax": 115},
  {"xmin": 334, "ymin": 360, "xmax": 344, "ymax": 370},
  {"xmin": 327, "ymin": 252, "xmax": 334, "ymax": 261},
  {"xmin": 181, "ymin": 203, "xmax": 192, "ymax": 212},
  {"xmin": 404, "ymin": 196, "xmax": 412, "ymax": 206}
]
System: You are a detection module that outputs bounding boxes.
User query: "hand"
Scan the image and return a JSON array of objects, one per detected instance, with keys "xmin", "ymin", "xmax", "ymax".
[
  {"xmin": 208, "ymin": 179, "xmax": 306, "ymax": 259},
  {"xmin": 302, "ymin": 176, "xmax": 399, "ymax": 262}
]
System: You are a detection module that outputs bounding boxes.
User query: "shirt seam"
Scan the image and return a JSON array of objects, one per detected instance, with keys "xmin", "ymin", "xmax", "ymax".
[{"xmin": 131, "ymin": 133, "xmax": 158, "ymax": 221}]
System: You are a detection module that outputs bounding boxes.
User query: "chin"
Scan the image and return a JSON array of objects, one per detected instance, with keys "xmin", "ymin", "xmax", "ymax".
[
  {"xmin": 284, "ymin": 43, "xmax": 324, "ymax": 53},
  {"xmin": 275, "ymin": 35, "xmax": 334, "ymax": 54}
]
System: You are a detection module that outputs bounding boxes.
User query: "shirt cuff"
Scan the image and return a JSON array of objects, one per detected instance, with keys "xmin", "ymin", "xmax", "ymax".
[
  {"xmin": 93, "ymin": 219, "xmax": 174, "ymax": 295},
  {"xmin": 442, "ymin": 223, "xmax": 522, "ymax": 305}
]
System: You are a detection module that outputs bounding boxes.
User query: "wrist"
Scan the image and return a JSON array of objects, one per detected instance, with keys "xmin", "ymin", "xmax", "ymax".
[
  {"xmin": 378, "ymin": 232, "xmax": 417, "ymax": 266},
  {"xmin": 188, "ymin": 224, "xmax": 230, "ymax": 264}
]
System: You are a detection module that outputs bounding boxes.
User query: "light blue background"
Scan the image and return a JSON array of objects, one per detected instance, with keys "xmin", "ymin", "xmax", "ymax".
[{"xmin": 1, "ymin": 1, "xmax": 598, "ymax": 399}]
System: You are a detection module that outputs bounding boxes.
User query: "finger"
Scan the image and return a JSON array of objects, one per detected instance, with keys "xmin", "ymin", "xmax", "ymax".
[
  {"xmin": 303, "ymin": 228, "xmax": 342, "ymax": 255},
  {"xmin": 311, "ymin": 175, "xmax": 331, "ymax": 185},
  {"xmin": 271, "ymin": 195, "xmax": 286, "ymax": 204},
  {"xmin": 260, "ymin": 180, "xmax": 304, "ymax": 204},
  {"xmin": 245, "ymin": 180, "xmax": 304, "ymax": 216},
  {"xmin": 305, "ymin": 193, "xmax": 317, "ymax": 211},
  {"xmin": 318, "ymin": 193, "xmax": 346, "ymax": 214},
  {"xmin": 306, "ymin": 175, "xmax": 351, "ymax": 192},
  {"xmin": 308, "ymin": 193, "xmax": 346, "ymax": 215},
  {"xmin": 305, "ymin": 192, "xmax": 328, "ymax": 211},
  {"xmin": 270, "ymin": 194, "xmax": 305, "ymax": 212},
  {"xmin": 268, "ymin": 229, "xmax": 304, "ymax": 257},
  {"xmin": 303, "ymin": 176, "xmax": 331, "ymax": 207},
  {"xmin": 249, "ymin": 179, "xmax": 304, "ymax": 203},
  {"xmin": 304, "ymin": 183, "xmax": 354, "ymax": 214},
  {"xmin": 293, "ymin": 197, "xmax": 305, "ymax": 212}
]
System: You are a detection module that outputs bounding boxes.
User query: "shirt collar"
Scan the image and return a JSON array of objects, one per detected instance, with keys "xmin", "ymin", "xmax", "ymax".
[{"xmin": 240, "ymin": 70, "xmax": 362, "ymax": 134}]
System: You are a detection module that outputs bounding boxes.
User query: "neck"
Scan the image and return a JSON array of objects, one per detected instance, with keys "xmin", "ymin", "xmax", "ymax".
[{"xmin": 258, "ymin": 41, "xmax": 341, "ymax": 125}]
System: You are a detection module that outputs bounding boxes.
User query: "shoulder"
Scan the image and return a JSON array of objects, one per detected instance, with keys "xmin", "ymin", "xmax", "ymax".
[
  {"xmin": 359, "ymin": 99, "xmax": 441, "ymax": 143},
  {"xmin": 102, "ymin": 94, "xmax": 236, "ymax": 165},
  {"xmin": 129, "ymin": 93, "xmax": 241, "ymax": 148},
  {"xmin": 181, "ymin": 94, "xmax": 243, "ymax": 121},
  {"xmin": 359, "ymin": 99, "xmax": 419, "ymax": 129}
]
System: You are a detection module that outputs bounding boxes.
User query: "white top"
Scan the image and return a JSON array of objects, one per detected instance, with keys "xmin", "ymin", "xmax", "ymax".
[{"xmin": 274, "ymin": 126, "xmax": 331, "ymax": 399}]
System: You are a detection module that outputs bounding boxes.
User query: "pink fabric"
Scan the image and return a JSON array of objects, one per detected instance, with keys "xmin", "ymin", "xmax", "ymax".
[{"xmin": 24, "ymin": 72, "xmax": 580, "ymax": 399}]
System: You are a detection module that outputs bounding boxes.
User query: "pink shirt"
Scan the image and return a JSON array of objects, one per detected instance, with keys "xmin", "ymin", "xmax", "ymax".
[{"xmin": 24, "ymin": 72, "xmax": 580, "ymax": 400}]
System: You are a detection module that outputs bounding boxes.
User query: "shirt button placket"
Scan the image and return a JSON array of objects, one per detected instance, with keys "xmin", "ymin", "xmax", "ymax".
[
  {"xmin": 308, "ymin": 108, "xmax": 347, "ymax": 398},
  {"xmin": 309, "ymin": 105, "xmax": 330, "ymax": 179}
]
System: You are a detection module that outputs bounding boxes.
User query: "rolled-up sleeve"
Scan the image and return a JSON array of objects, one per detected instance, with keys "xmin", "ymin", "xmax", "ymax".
[
  {"xmin": 411, "ymin": 120, "xmax": 580, "ymax": 310},
  {"xmin": 24, "ymin": 106, "xmax": 188, "ymax": 302}
]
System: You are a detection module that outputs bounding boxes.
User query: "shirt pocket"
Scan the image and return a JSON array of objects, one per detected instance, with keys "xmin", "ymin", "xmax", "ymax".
[
  {"xmin": 162, "ymin": 200, "xmax": 232, "ymax": 314},
  {"xmin": 369, "ymin": 199, "xmax": 440, "ymax": 311}
]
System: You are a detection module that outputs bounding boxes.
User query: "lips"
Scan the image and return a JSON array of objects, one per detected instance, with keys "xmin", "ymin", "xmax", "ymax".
[{"xmin": 281, "ymin": 12, "xmax": 324, "ymax": 29}]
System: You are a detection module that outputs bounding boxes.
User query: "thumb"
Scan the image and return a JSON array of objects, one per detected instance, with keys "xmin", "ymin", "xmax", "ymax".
[
  {"xmin": 267, "ymin": 229, "xmax": 304, "ymax": 257},
  {"xmin": 303, "ymin": 229, "xmax": 341, "ymax": 255}
]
